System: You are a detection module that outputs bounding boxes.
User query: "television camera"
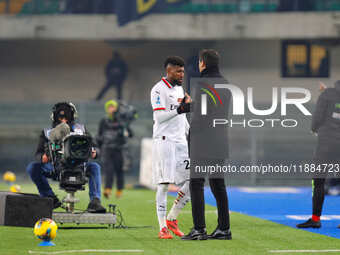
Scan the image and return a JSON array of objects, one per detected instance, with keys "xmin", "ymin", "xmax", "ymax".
[{"xmin": 47, "ymin": 123, "xmax": 92, "ymax": 212}]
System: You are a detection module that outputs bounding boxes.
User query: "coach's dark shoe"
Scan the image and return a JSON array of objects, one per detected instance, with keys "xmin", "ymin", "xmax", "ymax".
[
  {"xmin": 181, "ymin": 228, "xmax": 208, "ymax": 240},
  {"xmin": 208, "ymin": 228, "xmax": 232, "ymax": 240},
  {"xmin": 87, "ymin": 198, "xmax": 106, "ymax": 213},
  {"xmin": 296, "ymin": 218, "xmax": 321, "ymax": 228},
  {"xmin": 48, "ymin": 195, "xmax": 62, "ymax": 209}
]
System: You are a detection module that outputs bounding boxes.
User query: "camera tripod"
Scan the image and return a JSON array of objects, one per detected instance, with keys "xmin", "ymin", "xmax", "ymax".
[{"xmin": 62, "ymin": 191, "xmax": 79, "ymax": 213}]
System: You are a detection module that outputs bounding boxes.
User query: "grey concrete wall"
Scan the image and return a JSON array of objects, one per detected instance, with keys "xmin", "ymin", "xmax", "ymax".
[
  {"xmin": 1, "ymin": 39, "xmax": 340, "ymax": 104},
  {"xmin": 1, "ymin": 13, "xmax": 340, "ymax": 40}
]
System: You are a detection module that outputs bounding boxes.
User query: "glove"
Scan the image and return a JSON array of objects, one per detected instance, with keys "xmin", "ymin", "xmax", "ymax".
[{"xmin": 177, "ymin": 96, "xmax": 191, "ymax": 114}]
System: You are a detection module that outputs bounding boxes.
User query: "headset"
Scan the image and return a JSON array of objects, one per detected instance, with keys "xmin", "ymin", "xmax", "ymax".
[{"xmin": 50, "ymin": 102, "xmax": 78, "ymax": 122}]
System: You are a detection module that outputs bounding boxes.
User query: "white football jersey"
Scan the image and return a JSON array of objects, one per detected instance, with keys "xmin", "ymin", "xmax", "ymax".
[{"xmin": 150, "ymin": 77, "xmax": 189, "ymax": 143}]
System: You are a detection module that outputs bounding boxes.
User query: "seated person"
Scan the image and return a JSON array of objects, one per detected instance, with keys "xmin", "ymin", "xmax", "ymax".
[{"xmin": 26, "ymin": 102, "xmax": 106, "ymax": 213}]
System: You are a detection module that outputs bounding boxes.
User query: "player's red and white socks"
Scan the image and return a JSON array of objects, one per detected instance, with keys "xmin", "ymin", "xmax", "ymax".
[
  {"xmin": 167, "ymin": 181, "xmax": 190, "ymax": 221},
  {"xmin": 166, "ymin": 181, "xmax": 189, "ymax": 237},
  {"xmin": 157, "ymin": 182, "xmax": 189, "ymax": 238},
  {"xmin": 156, "ymin": 184, "xmax": 168, "ymax": 230}
]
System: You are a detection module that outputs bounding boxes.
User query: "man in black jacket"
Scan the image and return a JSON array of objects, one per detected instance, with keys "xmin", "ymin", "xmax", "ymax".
[
  {"xmin": 26, "ymin": 102, "xmax": 106, "ymax": 213},
  {"xmin": 182, "ymin": 49, "xmax": 232, "ymax": 240},
  {"xmin": 97, "ymin": 100, "xmax": 133, "ymax": 199},
  {"xmin": 96, "ymin": 52, "xmax": 128, "ymax": 101},
  {"xmin": 297, "ymin": 80, "xmax": 340, "ymax": 228}
]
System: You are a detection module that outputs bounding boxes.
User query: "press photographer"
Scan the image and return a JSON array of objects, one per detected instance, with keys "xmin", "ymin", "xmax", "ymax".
[
  {"xmin": 97, "ymin": 100, "xmax": 136, "ymax": 199},
  {"xmin": 26, "ymin": 102, "xmax": 106, "ymax": 213}
]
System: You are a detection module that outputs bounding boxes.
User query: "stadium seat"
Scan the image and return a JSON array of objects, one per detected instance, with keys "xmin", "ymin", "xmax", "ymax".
[
  {"xmin": 211, "ymin": 4, "xmax": 238, "ymax": 13},
  {"xmin": 165, "ymin": 3, "xmax": 192, "ymax": 13},
  {"xmin": 19, "ymin": 0, "xmax": 60, "ymax": 15},
  {"xmin": 267, "ymin": 3, "xmax": 278, "ymax": 11},
  {"xmin": 0, "ymin": 0, "xmax": 31, "ymax": 14},
  {"xmin": 331, "ymin": 2, "xmax": 340, "ymax": 11},
  {"xmin": 251, "ymin": 3, "xmax": 278, "ymax": 12},
  {"xmin": 315, "ymin": 1, "xmax": 324, "ymax": 11},
  {"xmin": 166, "ymin": 3, "xmax": 238, "ymax": 14},
  {"xmin": 0, "ymin": 1, "xmax": 6, "ymax": 14},
  {"xmin": 251, "ymin": 4, "xmax": 266, "ymax": 12}
]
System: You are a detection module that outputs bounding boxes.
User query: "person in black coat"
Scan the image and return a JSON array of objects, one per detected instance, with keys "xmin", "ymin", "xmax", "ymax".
[
  {"xmin": 182, "ymin": 49, "xmax": 232, "ymax": 240},
  {"xmin": 96, "ymin": 52, "xmax": 128, "ymax": 101},
  {"xmin": 297, "ymin": 80, "xmax": 340, "ymax": 228},
  {"xmin": 97, "ymin": 100, "xmax": 133, "ymax": 199}
]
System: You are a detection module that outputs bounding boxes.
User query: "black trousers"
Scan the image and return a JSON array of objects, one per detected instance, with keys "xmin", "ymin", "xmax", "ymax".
[
  {"xmin": 312, "ymin": 178, "xmax": 325, "ymax": 217},
  {"xmin": 311, "ymin": 137, "xmax": 340, "ymax": 217},
  {"xmin": 102, "ymin": 148, "xmax": 124, "ymax": 190},
  {"xmin": 190, "ymin": 177, "xmax": 230, "ymax": 231},
  {"xmin": 96, "ymin": 81, "xmax": 123, "ymax": 100}
]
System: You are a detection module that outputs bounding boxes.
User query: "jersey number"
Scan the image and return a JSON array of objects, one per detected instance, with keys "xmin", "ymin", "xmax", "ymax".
[{"xmin": 184, "ymin": 160, "xmax": 190, "ymax": 170}]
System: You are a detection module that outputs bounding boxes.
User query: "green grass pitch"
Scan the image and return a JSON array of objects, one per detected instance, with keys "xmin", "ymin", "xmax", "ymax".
[{"xmin": 0, "ymin": 183, "xmax": 340, "ymax": 255}]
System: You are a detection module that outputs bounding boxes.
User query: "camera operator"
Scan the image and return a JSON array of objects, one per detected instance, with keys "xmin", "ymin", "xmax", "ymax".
[
  {"xmin": 97, "ymin": 100, "xmax": 135, "ymax": 199},
  {"xmin": 26, "ymin": 102, "xmax": 106, "ymax": 213}
]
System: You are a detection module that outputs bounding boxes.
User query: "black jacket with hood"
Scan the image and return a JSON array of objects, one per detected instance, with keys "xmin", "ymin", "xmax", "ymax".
[
  {"xmin": 312, "ymin": 80, "xmax": 340, "ymax": 141},
  {"xmin": 312, "ymin": 81, "xmax": 340, "ymax": 160},
  {"xmin": 96, "ymin": 116, "xmax": 131, "ymax": 151}
]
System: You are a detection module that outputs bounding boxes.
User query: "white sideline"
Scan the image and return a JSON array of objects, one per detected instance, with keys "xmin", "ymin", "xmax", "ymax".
[
  {"xmin": 28, "ymin": 250, "xmax": 144, "ymax": 254},
  {"xmin": 269, "ymin": 250, "xmax": 340, "ymax": 253}
]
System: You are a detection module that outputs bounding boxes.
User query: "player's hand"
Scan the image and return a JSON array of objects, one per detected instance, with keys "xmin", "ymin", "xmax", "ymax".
[
  {"xmin": 319, "ymin": 82, "xmax": 327, "ymax": 92},
  {"xmin": 311, "ymin": 131, "xmax": 318, "ymax": 136},
  {"xmin": 42, "ymin": 154, "xmax": 49, "ymax": 164},
  {"xmin": 177, "ymin": 97, "xmax": 191, "ymax": 114},
  {"xmin": 91, "ymin": 148, "xmax": 97, "ymax": 159},
  {"xmin": 124, "ymin": 130, "xmax": 129, "ymax": 137},
  {"xmin": 184, "ymin": 92, "xmax": 192, "ymax": 103}
]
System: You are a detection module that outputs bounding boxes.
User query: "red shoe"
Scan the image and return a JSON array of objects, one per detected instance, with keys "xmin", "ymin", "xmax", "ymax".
[
  {"xmin": 158, "ymin": 227, "xmax": 173, "ymax": 239},
  {"xmin": 166, "ymin": 219, "xmax": 184, "ymax": 237}
]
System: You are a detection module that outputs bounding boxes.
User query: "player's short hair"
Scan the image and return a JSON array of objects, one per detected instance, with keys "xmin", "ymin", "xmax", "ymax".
[
  {"xmin": 164, "ymin": 56, "xmax": 185, "ymax": 69},
  {"xmin": 199, "ymin": 49, "xmax": 220, "ymax": 69}
]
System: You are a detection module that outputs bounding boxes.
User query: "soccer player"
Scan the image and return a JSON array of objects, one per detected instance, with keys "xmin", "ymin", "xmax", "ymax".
[{"xmin": 150, "ymin": 56, "xmax": 192, "ymax": 239}]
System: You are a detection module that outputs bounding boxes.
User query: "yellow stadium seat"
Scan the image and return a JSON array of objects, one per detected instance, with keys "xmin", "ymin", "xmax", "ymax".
[{"xmin": 9, "ymin": 0, "xmax": 31, "ymax": 14}]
